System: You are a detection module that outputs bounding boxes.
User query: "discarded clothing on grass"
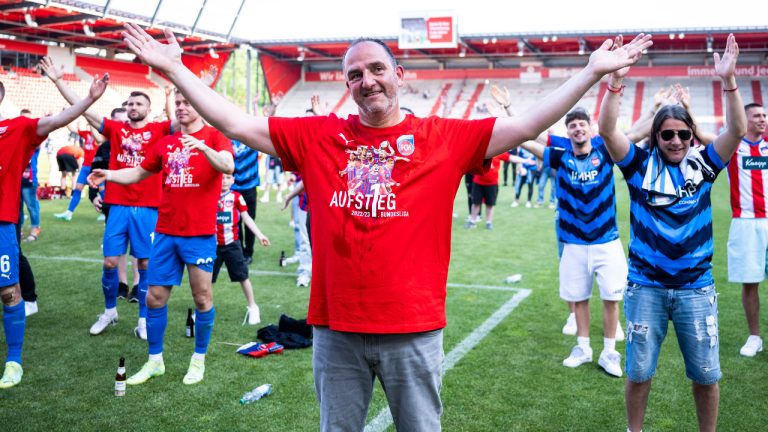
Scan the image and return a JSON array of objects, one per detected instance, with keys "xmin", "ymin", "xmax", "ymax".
[{"xmin": 256, "ymin": 314, "xmax": 313, "ymax": 349}]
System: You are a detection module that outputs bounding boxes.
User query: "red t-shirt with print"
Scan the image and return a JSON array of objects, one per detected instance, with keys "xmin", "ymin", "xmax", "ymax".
[
  {"xmin": 101, "ymin": 118, "xmax": 171, "ymax": 208},
  {"xmin": 141, "ymin": 125, "xmax": 233, "ymax": 237},
  {"xmin": 0, "ymin": 116, "xmax": 47, "ymax": 223},
  {"xmin": 269, "ymin": 114, "xmax": 495, "ymax": 334}
]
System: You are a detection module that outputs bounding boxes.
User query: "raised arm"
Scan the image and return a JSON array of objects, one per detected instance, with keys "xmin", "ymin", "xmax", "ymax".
[
  {"xmin": 87, "ymin": 166, "xmax": 152, "ymax": 187},
  {"xmin": 520, "ymin": 141, "xmax": 546, "ymax": 160},
  {"xmin": 597, "ymin": 36, "xmax": 635, "ymax": 162},
  {"xmin": 180, "ymin": 135, "xmax": 234, "ymax": 174},
  {"xmin": 673, "ymin": 84, "xmax": 718, "ymax": 145},
  {"xmin": 165, "ymin": 86, "xmax": 178, "ymax": 129},
  {"xmin": 486, "ymin": 34, "xmax": 653, "ymax": 158},
  {"xmin": 122, "ymin": 24, "xmax": 275, "ymax": 156},
  {"xmin": 37, "ymin": 73, "xmax": 108, "ymax": 136},
  {"xmin": 39, "ymin": 57, "xmax": 104, "ymax": 130},
  {"xmin": 711, "ymin": 34, "xmax": 747, "ymax": 161}
]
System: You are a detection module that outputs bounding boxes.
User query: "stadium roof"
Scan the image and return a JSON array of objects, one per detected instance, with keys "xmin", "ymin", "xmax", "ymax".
[
  {"xmin": 0, "ymin": 0, "xmax": 243, "ymax": 55},
  {"xmin": 250, "ymin": 27, "xmax": 768, "ymax": 70}
]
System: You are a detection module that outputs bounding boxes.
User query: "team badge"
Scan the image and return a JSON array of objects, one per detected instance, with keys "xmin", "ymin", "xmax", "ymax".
[
  {"xmin": 591, "ymin": 156, "xmax": 600, "ymax": 167},
  {"xmin": 396, "ymin": 135, "xmax": 415, "ymax": 156},
  {"xmin": 0, "ymin": 127, "xmax": 7, "ymax": 135},
  {"xmin": 142, "ymin": 131, "xmax": 152, "ymax": 140},
  {"xmin": 760, "ymin": 145, "xmax": 768, "ymax": 156}
]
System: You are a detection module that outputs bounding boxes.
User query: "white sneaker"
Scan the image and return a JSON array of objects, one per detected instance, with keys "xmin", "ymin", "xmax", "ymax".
[
  {"xmin": 54, "ymin": 211, "xmax": 72, "ymax": 221},
  {"xmin": 563, "ymin": 345, "xmax": 592, "ymax": 368},
  {"xmin": 296, "ymin": 274, "xmax": 310, "ymax": 287},
  {"xmin": 283, "ymin": 255, "xmax": 300, "ymax": 265},
  {"xmin": 562, "ymin": 313, "xmax": 577, "ymax": 336},
  {"xmin": 511, "ymin": 201, "xmax": 519, "ymax": 208},
  {"xmin": 525, "ymin": 202, "xmax": 532, "ymax": 208},
  {"xmin": 598, "ymin": 349, "xmax": 623, "ymax": 377},
  {"xmin": 89, "ymin": 311, "xmax": 118, "ymax": 335},
  {"xmin": 24, "ymin": 301, "xmax": 38, "ymax": 317},
  {"xmin": 740, "ymin": 335, "xmax": 763, "ymax": 357},
  {"xmin": 616, "ymin": 321, "xmax": 625, "ymax": 342},
  {"xmin": 259, "ymin": 194, "xmax": 269, "ymax": 203},
  {"xmin": 96, "ymin": 214, "xmax": 106, "ymax": 221},
  {"xmin": 243, "ymin": 305, "xmax": 261, "ymax": 326}
]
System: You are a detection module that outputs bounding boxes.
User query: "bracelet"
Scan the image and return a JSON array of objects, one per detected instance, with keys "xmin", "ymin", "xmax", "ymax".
[
  {"xmin": 607, "ymin": 84, "xmax": 625, "ymax": 94},
  {"xmin": 723, "ymin": 86, "xmax": 738, "ymax": 92},
  {"xmin": 106, "ymin": 170, "xmax": 112, "ymax": 181}
]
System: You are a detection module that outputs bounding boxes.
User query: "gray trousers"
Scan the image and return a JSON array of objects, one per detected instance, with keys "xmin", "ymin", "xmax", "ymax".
[{"xmin": 313, "ymin": 326, "xmax": 444, "ymax": 432}]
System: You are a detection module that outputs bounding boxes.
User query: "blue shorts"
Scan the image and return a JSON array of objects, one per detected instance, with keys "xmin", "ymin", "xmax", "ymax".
[
  {"xmin": 103, "ymin": 205, "xmax": 158, "ymax": 259},
  {"xmin": 0, "ymin": 223, "xmax": 19, "ymax": 288},
  {"xmin": 727, "ymin": 218, "xmax": 768, "ymax": 283},
  {"xmin": 624, "ymin": 284, "xmax": 721, "ymax": 385},
  {"xmin": 148, "ymin": 233, "xmax": 216, "ymax": 286},
  {"xmin": 76, "ymin": 165, "xmax": 92, "ymax": 186}
]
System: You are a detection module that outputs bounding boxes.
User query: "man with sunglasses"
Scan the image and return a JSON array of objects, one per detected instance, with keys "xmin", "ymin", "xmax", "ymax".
[
  {"xmin": 598, "ymin": 34, "xmax": 745, "ymax": 432},
  {"xmin": 727, "ymin": 102, "xmax": 768, "ymax": 357}
]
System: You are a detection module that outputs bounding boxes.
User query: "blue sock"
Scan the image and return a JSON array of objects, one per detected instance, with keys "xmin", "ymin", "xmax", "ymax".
[
  {"xmin": 4, "ymin": 303, "xmax": 26, "ymax": 364},
  {"xmin": 102, "ymin": 266, "xmax": 118, "ymax": 309},
  {"xmin": 138, "ymin": 269, "xmax": 148, "ymax": 319},
  {"xmin": 194, "ymin": 307, "xmax": 215, "ymax": 355},
  {"xmin": 67, "ymin": 189, "xmax": 82, "ymax": 212},
  {"xmin": 147, "ymin": 305, "xmax": 167, "ymax": 355}
]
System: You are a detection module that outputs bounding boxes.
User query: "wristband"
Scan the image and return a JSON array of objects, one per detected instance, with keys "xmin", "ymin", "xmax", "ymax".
[
  {"xmin": 607, "ymin": 84, "xmax": 625, "ymax": 94},
  {"xmin": 723, "ymin": 86, "xmax": 738, "ymax": 93},
  {"xmin": 106, "ymin": 170, "xmax": 112, "ymax": 181}
]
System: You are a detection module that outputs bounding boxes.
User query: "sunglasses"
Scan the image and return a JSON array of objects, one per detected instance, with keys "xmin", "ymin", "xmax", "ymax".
[{"xmin": 660, "ymin": 129, "xmax": 692, "ymax": 141}]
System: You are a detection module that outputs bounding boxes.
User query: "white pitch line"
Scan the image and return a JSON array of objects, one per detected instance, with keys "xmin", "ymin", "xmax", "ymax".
[{"xmin": 364, "ymin": 287, "xmax": 532, "ymax": 432}]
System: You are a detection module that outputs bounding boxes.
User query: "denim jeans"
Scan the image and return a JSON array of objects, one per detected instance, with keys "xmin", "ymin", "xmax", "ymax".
[
  {"xmin": 537, "ymin": 168, "xmax": 556, "ymax": 204},
  {"xmin": 624, "ymin": 284, "xmax": 721, "ymax": 384},
  {"xmin": 313, "ymin": 326, "xmax": 444, "ymax": 431},
  {"xmin": 20, "ymin": 185, "xmax": 40, "ymax": 228}
]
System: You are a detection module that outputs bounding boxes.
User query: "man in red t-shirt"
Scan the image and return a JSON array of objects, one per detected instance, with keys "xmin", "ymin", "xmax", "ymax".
[
  {"xmin": 124, "ymin": 23, "xmax": 652, "ymax": 429},
  {"xmin": 89, "ymin": 90, "xmax": 234, "ymax": 386},
  {"xmin": 41, "ymin": 56, "xmax": 175, "ymax": 340},
  {"xmin": 0, "ymin": 75, "xmax": 108, "ymax": 389}
]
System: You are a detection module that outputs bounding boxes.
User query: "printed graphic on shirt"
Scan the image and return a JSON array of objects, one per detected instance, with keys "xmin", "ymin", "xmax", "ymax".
[
  {"xmin": 117, "ymin": 130, "xmax": 152, "ymax": 166},
  {"xmin": 332, "ymin": 138, "xmax": 411, "ymax": 219},
  {"xmin": 166, "ymin": 146, "xmax": 198, "ymax": 188}
]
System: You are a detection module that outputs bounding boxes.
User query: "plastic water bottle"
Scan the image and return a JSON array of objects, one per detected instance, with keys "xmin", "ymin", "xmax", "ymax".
[
  {"xmin": 240, "ymin": 384, "xmax": 273, "ymax": 405},
  {"xmin": 505, "ymin": 274, "xmax": 522, "ymax": 283}
]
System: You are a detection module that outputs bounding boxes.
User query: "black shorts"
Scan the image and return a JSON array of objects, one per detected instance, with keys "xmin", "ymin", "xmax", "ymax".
[
  {"xmin": 56, "ymin": 154, "xmax": 78, "ymax": 173},
  {"xmin": 212, "ymin": 242, "xmax": 249, "ymax": 283},
  {"xmin": 471, "ymin": 183, "xmax": 499, "ymax": 206}
]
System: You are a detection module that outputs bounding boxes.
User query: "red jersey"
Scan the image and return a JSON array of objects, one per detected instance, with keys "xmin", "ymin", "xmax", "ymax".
[
  {"xmin": 270, "ymin": 114, "xmax": 495, "ymax": 333},
  {"xmin": 77, "ymin": 130, "xmax": 98, "ymax": 166},
  {"xmin": 473, "ymin": 152, "xmax": 511, "ymax": 185},
  {"xmin": 101, "ymin": 118, "xmax": 171, "ymax": 208},
  {"xmin": 141, "ymin": 125, "xmax": 233, "ymax": 237},
  {"xmin": 57, "ymin": 145, "xmax": 84, "ymax": 159},
  {"xmin": 216, "ymin": 190, "xmax": 248, "ymax": 245},
  {"xmin": 0, "ymin": 116, "xmax": 47, "ymax": 223}
]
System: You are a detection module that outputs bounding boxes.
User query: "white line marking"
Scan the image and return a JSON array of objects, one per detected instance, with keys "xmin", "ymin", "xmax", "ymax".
[{"xmin": 364, "ymin": 287, "xmax": 532, "ymax": 432}]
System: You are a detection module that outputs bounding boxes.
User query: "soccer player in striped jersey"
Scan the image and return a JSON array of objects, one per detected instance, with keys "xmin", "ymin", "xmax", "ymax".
[
  {"xmin": 213, "ymin": 173, "xmax": 270, "ymax": 325},
  {"xmin": 728, "ymin": 102, "xmax": 768, "ymax": 357},
  {"xmin": 230, "ymin": 140, "xmax": 260, "ymax": 264},
  {"xmin": 598, "ymin": 34, "xmax": 745, "ymax": 432},
  {"xmin": 0, "ymin": 74, "xmax": 109, "ymax": 389},
  {"xmin": 522, "ymin": 109, "xmax": 627, "ymax": 377}
]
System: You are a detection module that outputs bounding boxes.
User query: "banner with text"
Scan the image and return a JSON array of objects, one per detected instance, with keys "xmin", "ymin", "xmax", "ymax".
[{"xmin": 398, "ymin": 11, "xmax": 457, "ymax": 49}]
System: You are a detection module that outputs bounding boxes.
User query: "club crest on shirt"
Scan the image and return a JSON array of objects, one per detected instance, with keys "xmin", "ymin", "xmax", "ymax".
[
  {"xmin": 396, "ymin": 135, "xmax": 415, "ymax": 156},
  {"xmin": 0, "ymin": 127, "xmax": 7, "ymax": 135},
  {"xmin": 330, "ymin": 135, "xmax": 412, "ymax": 219},
  {"xmin": 591, "ymin": 155, "xmax": 600, "ymax": 167},
  {"xmin": 142, "ymin": 131, "xmax": 152, "ymax": 140}
]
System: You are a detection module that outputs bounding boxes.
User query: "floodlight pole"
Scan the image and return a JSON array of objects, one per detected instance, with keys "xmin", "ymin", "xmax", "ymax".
[
  {"xmin": 101, "ymin": 0, "xmax": 113, "ymax": 17},
  {"xmin": 245, "ymin": 47, "xmax": 252, "ymax": 114},
  {"xmin": 150, "ymin": 0, "xmax": 164, "ymax": 26},
  {"xmin": 226, "ymin": 0, "xmax": 247, "ymax": 42},
  {"xmin": 191, "ymin": 0, "xmax": 209, "ymax": 35}
]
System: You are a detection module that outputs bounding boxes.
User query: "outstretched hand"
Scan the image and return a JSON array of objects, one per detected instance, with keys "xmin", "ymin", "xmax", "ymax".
[
  {"xmin": 39, "ymin": 56, "xmax": 64, "ymax": 81},
  {"xmin": 122, "ymin": 23, "xmax": 182, "ymax": 72},
  {"xmin": 490, "ymin": 85, "xmax": 511, "ymax": 108},
  {"xmin": 88, "ymin": 169, "xmax": 108, "ymax": 189},
  {"xmin": 200, "ymin": 65, "xmax": 218, "ymax": 87},
  {"xmin": 89, "ymin": 73, "xmax": 109, "ymax": 100},
  {"xmin": 588, "ymin": 34, "xmax": 653, "ymax": 77},
  {"xmin": 713, "ymin": 33, "xmax": 739, "ymax": 81},
  {"xmin": 608, "ymin": 35, "xmax": 631, "ymax": 81},
  {"xmin": 180, "ymin": 135, "xmax": 207, "ymax": 152}
]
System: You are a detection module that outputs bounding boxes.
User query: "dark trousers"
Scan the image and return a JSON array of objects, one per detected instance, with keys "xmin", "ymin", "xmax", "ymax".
[
  {"xmin": 15, "ymin": 221, "xmax": 36, "ymax": 302},
  {"xmin": 237, "ymin": 187, "xmax": 258, "ymax": 259}
]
